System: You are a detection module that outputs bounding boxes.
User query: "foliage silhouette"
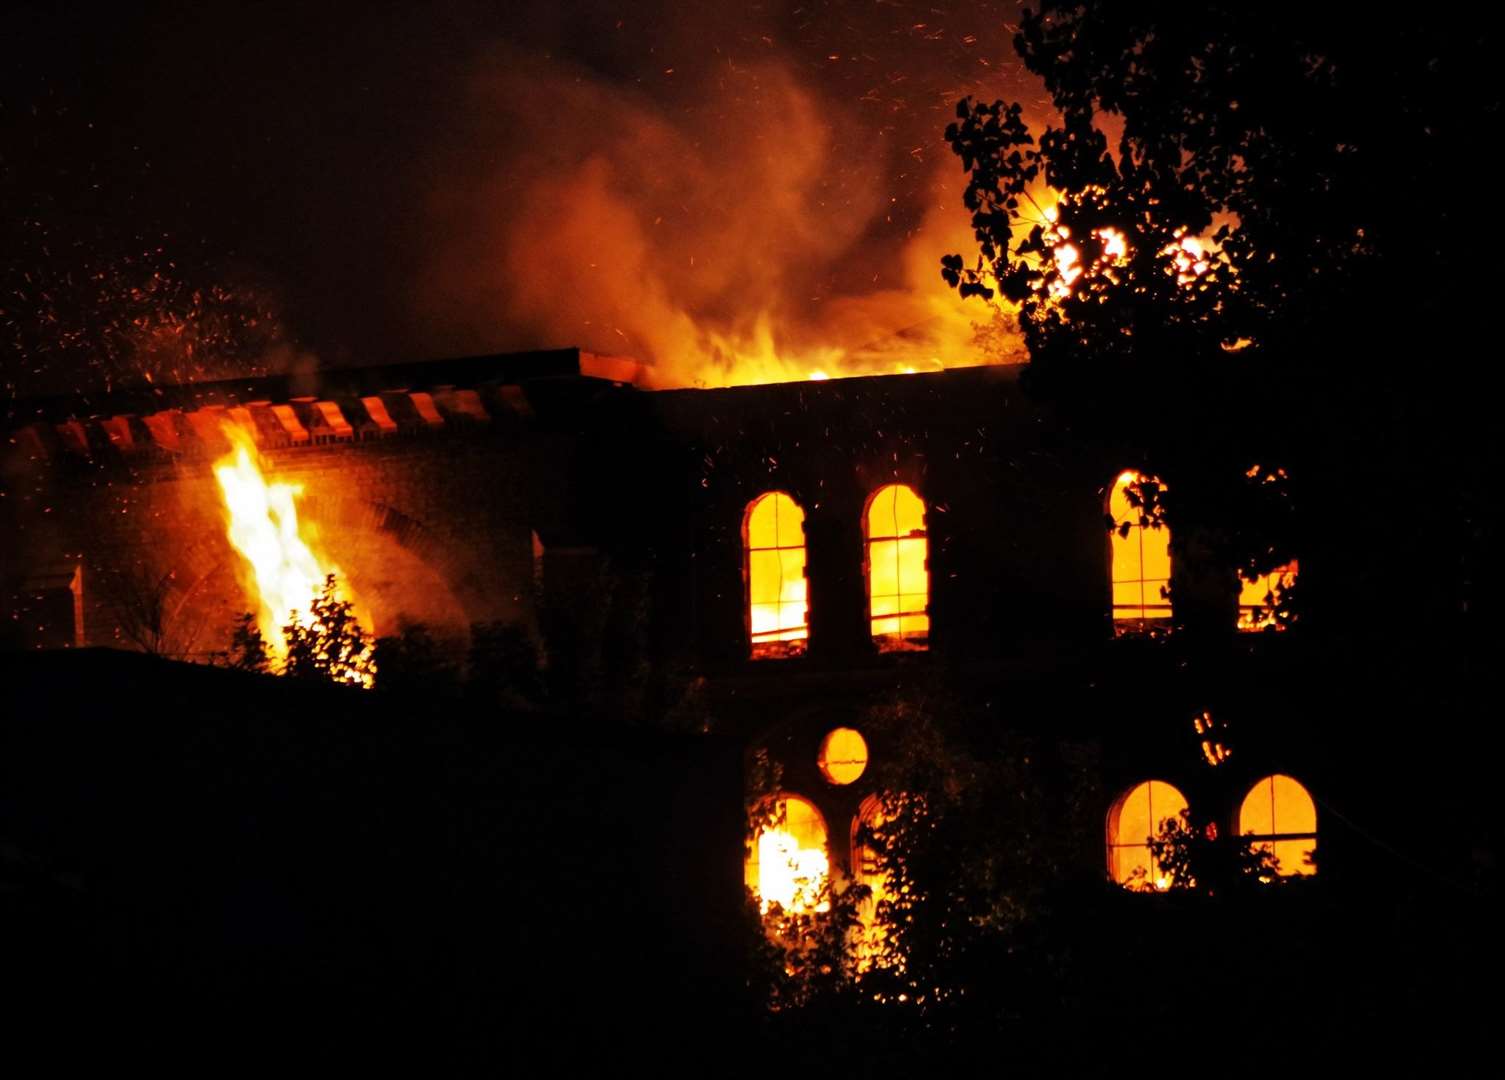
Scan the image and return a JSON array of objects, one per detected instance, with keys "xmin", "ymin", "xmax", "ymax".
[
  {"xmin": 222, "ymin": 611, "xmax": 270, "ymax": 673},
  {"xmin": 942, "ymin": 1, "xmax": 1503, "ymax": 636},
  {"xmin": 374, "ymin": 621, "xmax": 459, "ymax": 697},
  {"xmin": 1140, "ymin": 809, "xmax": 1283, "ymax": 894},
  {"xmin": 281, "ymin": 574, "xmax": 376, "ymax": 687}
]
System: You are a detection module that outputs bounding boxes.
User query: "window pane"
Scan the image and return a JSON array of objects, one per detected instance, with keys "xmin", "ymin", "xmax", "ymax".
[
  {"xmin": 1238, "ymin": 774, "xmax": 1317, "ymax": 877},
  {"xmin": 1271, "ymin": 774, "xmax": 1317, "ymax": 834},
  {"xmin": 1108, "ymin": 779, "xmax": 1188, "ymax": 889},
  {"xmin": 866, "ymin": 484, "xmax": 929, "ymax": 649},
  {"xmin": 745, "ymin": 492, "xmax": 808, "ymax": 653},
  {"xmin": 870, "ymin": 538, "xmax": 901, "ymax": 599},
  {"xmin": 746, "ymin": 794, "xmax": 830, "ymax": 916},
  {"xmin": 1271, "ymin": 838, "xmax": 1316, "ymax": 876},
  {"xmin": 1109, "ymin": 472, "xmax": 1172, "ymax": 625}
]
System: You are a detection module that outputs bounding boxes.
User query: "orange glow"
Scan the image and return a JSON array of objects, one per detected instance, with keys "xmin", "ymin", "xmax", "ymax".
[
  {"xmin": 744, "ymin": 492, "xmax": 808, "ymax": 658},
  {"xmin": 746, "ymin": 795, "xmax": 830, "ymax": 916},
  {"xmin": 1239, "ymin": 774, "xmax": 1317, "ymax": 877},
  {"xmin": 817, "ymin": 727, "xmax": 869, "ymax": 786},
  {"xmin": 865, "ymin": 484, "xmax": 929, "ymax": 651},
  {"xmin": 1238, "ymin": 560, "xmax": 1299, "ymax": 630},
  {"xmin": 1109, "ymin": 471, "xmax": 1171, "ymax": 628},
  {"xmin": 1107, "ymin": 779, "xmax": 1188, "ymax": 890},
  {"xmin": 1046, "ymin": 220, "xmax": 1129, "ymax": 300},
  {"xmin": 852, "ymin": 794, "xmax": 896, "ymax": 971},
  {"xmin": 1036, "ymin": 196, "xmax": 1219, "ymax": 300},
  {"xmin": 213, "ymin": 423, "xmax": 375, "ymax": 687},
  {"xmin": 1194, "ymin": 710, "xmax": 1231, "ymax": 766},
  {"xmin": 458, "ymin": 78, "xmax": 1020, "ymax": 392}
]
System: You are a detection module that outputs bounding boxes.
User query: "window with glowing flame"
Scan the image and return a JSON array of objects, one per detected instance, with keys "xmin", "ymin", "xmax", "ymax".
[
  {"xmin": 1107, "ymin": 780, "xmax": 1189, "ymax": 890},
  {"xmin": 1109, "ymin": 471, "xmax": 1171, "ymax": 628},
  {"xmin": 1238, "ymin": 561, "xmax": 1299, "ymax": 631},
  {"xmin": 865, "ymin": 484, "xmax": 929, "ymax": 651},
  {"xmin": 817, "ymin": 727, "xmax": 868, "ymax": 786},
  {"xmin": 744, "ymin": 492, "xmax": 808, "ymax": 658},
  {"xmin": 745, "ymin": 794, "xmax": 829, "ymax": 916},
  {"xmin": 1239, "ymin": 774, "xmax": 1317, "ymax": 877}
]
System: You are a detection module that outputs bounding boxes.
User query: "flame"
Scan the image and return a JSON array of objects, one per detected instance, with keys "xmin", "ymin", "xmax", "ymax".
[
  {"xmin": 753, "ymin": 828, "xmax": 831, "ymax": 916},
  {"xmin": 212, "ymin": 422, "xmax": 373, "ymax": 682},
  {"xmin": 418, "ymin": 61, "xmax": 1026, "ymax": 389}
]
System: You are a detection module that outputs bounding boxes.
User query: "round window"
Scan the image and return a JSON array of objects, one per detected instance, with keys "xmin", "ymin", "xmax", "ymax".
[{"xmin": 817, "ymin": 727, "xmax": 869, "ymax": 785}]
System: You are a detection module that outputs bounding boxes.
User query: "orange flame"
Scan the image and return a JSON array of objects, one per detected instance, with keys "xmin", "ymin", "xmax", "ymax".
[
  {"xmin": 753, "ymin": 828, "xmax": 831, "ymax": 916},
  {"xmin": 212, "ymin": 423, "xmax": 373, "ymax": 683}
]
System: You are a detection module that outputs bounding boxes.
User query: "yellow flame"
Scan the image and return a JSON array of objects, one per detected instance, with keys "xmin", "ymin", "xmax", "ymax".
[
  {"xmin": 212, "ymin": 423, "xmax": 372, "ymax": 683},
  {"xmin": 754, "ymin": 828, "xmax": 830, "ymax": 915}
]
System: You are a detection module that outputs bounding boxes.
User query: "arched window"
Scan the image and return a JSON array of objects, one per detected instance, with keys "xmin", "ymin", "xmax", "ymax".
[
  {"xmin": 865, "ymin": 483, "xmax": 929, "ymax": 651},
  {"xmin": 1108, "ymin": 471, "xmax": 1171, "ymax": 628},
  {"xmin": 1238, "ymin": 561, "xmax": 1299, "ymax": 631},
  {"xmin": 1239, "ymin": 774, "xmax": 1317, "ymax": 876},
  {"xmin": 1107, "ymin": 779, "xmax": 1189, "ymax": 890},
  {"xmin": 851, "ymin": 794, "xmax": 893, "ymax": 969},
  {"xmin": 745, "ymin": 794, "xmax": 829, "ymax": 915},
  {"xmin": 744, "ymin": 492, "xmax": 808, "ymax": 659}
]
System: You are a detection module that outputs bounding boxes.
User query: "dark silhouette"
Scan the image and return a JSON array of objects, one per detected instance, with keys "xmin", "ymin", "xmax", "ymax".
[
  {"xmin": 282, "ymin": 574, "xmax": 376, "ymax": 686},
  {"xmin": 943, "ymin": 2, "xmax": 1504, "ymax": 639}
]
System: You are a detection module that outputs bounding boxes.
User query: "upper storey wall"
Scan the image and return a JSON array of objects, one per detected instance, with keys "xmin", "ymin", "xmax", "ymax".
[{"xmin": 643, "ymin": 365, "xmax": 1132, "ymax": 671}]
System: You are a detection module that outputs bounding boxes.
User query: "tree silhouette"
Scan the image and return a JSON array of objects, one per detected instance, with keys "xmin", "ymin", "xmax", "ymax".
[
  {"xmin": 223, "ymin": 612, "xmax": 270, "ymax": 673},
  {"xmin": 282, "ymin": 574, "xmax": 377, "ymax": 688},
  {"xmin": 943, "ymin": 2, "xmax": 1503, "ymax": 635}
]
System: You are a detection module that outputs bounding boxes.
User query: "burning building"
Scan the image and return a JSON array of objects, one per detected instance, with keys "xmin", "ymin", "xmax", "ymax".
[{"xmin": 2, "ymin": 345, "xmax": 1353, "ymax": 918}]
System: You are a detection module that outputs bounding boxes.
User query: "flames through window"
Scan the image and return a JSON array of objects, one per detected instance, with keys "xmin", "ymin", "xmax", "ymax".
[
  {"xmin": 1239, "ymin": 774, "xmax": 1317, "ymax": 877},
  {"xmin": 744, "ymin": 491, "xmax": 808, "ymax": 659},
  {"xmin": 865, "ymin": 483, "xmax": 929, "ymax": 651},
  {"xmin": 745, "ymin": 794, "xmax": 830, "ymax": 916}
]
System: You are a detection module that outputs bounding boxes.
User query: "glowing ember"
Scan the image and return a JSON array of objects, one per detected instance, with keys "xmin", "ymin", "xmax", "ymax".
[{"xmin": 212, "ymin": 422, "xmax": 375, "ymax": 686}]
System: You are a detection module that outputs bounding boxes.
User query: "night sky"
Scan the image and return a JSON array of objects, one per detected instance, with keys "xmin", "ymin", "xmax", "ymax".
[{"xmin": 2, "ymin": 1, "xmax": 1043, "ymax": 395}]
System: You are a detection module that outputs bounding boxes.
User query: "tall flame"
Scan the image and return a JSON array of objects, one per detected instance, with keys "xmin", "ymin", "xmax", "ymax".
[{"xmin": 212, "ymin": 422, "xmax": 370, "ymax": 677}]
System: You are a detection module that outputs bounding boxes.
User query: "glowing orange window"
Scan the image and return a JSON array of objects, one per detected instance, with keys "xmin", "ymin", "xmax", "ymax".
[
  {"xmin": 1109, "ymin": 471, "xmax": 1171, "ymax": 628},
  {"xmin": 1107, "ymin": 779, "xmax": 1188, "ymax": 890},
  {"xmin": 744, "ymin": 492, "xmax": 808, "ymax": 659},
  {"xmin": 1239, "ymin": 774, "xmax": 1317, "ymax": 876},
  {"xmin": 865, "ymin": 484, "xmax": 929, "ymax": 651},
  {"xmin": 745, "ymin": 794, "xmax": 829, "ymax": 916},
  {"xmin": 1238, "ymin": 561, "xmax": 1299, "ymax": 631}
]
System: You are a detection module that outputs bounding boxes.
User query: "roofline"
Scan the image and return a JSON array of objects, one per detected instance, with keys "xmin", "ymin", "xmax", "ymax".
[{"xmin": 3, "ymin": 347, "xmax": 587, "ymax": 426}]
